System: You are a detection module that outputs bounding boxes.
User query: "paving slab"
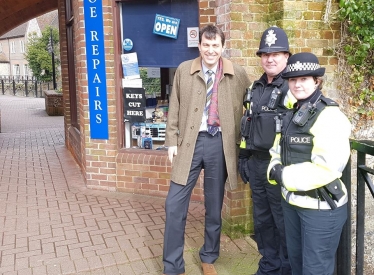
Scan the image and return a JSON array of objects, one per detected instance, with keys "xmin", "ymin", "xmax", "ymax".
[{"xmin": 0, "ymin": 95, "xmax": 260, "ymax": 275}]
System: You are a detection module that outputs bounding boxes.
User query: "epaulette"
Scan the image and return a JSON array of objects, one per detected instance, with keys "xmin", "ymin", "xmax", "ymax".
[{"xmin": 320, "ymin": 96, "xmax": 339, "ymax": 107}]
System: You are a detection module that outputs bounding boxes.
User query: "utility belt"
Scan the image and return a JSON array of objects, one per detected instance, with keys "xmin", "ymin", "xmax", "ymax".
[
  {"xmin": 291, "ymin": 179, "xmax": 345, "ymax": 209},
  {"xmin": 293, "ymin": 190, "xmax": 322, "ymax": 199},
  {"xmin": 250, "ymin": 150, "xmax": 271, "ymax": 160}
]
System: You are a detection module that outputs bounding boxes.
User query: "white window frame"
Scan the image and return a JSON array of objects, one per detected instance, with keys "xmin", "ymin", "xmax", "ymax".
[
  {"xmin": 10, "ymin": 41, "xmax": 15, "ymax": 53},
  {"xmin": 20, "ymin": 40, "xmax": 25, "ymax": 53},
  {"xmin": 24, "ymin": 64, "xmax": 29, "ymax": 77},
  {"xmin": 13, "ymin": 64, "xmax": 20, "ymax": 77}
]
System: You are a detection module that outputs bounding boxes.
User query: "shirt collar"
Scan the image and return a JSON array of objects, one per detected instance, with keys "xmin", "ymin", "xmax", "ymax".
[{"xmin": 202, "ymin": 63, "xmax": 218, "ymax": 75}]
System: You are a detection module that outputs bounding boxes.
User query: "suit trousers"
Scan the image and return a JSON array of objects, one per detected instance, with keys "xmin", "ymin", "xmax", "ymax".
[{"xmin": 163, "ymin": 132, "xmax": 227, "ymax": 275}]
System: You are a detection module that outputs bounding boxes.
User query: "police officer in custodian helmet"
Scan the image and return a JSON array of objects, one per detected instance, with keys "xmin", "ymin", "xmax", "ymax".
[{"xmin": 238, "ymin": 27, "xmax": 295, "ymax": 275}]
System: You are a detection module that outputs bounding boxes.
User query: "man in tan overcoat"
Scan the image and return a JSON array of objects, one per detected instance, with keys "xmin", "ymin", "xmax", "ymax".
[{"xmin": 162, "ymin": 24, "xmax": 251, "ymax": 275}]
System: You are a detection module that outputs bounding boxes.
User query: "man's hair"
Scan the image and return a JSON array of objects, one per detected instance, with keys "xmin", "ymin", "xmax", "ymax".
[{"xmin": 199, "ymin": 24, "xmax": 225, "ymax": 46}]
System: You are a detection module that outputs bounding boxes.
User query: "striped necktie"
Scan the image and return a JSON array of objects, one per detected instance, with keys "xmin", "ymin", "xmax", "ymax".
[
  {"xmin": 205, "ymin": 70, "xmax": 219, "ymax": 136},
  {"xmin": 205, "ymin": 70, "xmax": 213, "ymax": 113}
]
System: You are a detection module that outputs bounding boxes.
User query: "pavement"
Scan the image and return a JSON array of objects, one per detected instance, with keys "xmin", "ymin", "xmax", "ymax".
[{"xmin": 0, "ymin": 95, "xmax": 260, "ymax": 275}]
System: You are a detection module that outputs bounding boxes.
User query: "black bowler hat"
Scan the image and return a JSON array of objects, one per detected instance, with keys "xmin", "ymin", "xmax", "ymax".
[{"xmin": 281, "ymin": 52, "xmax": 325, "ymax": 79}]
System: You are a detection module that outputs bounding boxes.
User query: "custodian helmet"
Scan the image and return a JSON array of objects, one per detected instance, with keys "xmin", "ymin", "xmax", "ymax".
[{"xmin": 256, "ymin": 26, "xmax": 291, "ymax": 56}]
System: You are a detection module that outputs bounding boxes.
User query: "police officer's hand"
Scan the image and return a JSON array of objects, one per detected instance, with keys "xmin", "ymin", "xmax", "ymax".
[
  {"xmin": 238, "ymin": 149, "xmax": 251, "ymax": 184},
  {"xmin": 168, "ymin": 146, "xmax": 177, "ymax": 164},
  {"xmin": 269, "ymin": 164, "xmax": 284, "ymax": 187}
]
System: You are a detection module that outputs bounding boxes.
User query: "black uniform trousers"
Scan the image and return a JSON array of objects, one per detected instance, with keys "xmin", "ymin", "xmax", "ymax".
[
  {"xmin": 163, "ymin": 132, "xmax": 227, "ymax": 275},
  {"xmin": 247, "ymin": 155, "xmax": 291, "ymax": 275}
]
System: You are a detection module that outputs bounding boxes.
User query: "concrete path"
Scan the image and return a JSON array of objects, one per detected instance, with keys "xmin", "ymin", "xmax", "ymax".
[{"xmin": 0, "ymin": 95, "xmax": 260, "ymax": 275}]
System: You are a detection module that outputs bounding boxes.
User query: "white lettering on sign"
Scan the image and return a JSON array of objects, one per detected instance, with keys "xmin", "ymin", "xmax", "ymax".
[
  {"xmin": 96, "ymin": 113, "xmax": 102, "ymax": 123},
  {"xmin": 93, "ymin": 73, "xmax": 101, "ymax": 83},
  {"xmin": 92, "ymin": 45, "xmax": 99, "ymax": 55},
  {"xmin": 154, "ymin": 22, "xmax": 178, "ymax": 36},
  {"xmin": 94, "ymin": 100, "xmax": 103, "ymax": 111},
  {"xmin": 125, "ymin": 93, "xmax": 143, "ymax": 99},
  {"xmin": 90, "ymin": 7, "xmax": 97, "ymax": 17},
  {"xmin": 290, "ymin": 136, "xmax": 311, "ymax": 143},
  {"xmin": 156, "ymin": 15, "xmax": 165, "ymax": 21},
  {"xmin": 90, "ymin": 31, "xmax": 98, "ymax": 41},
  {"xmin": 128, "ymin": 102, "xmax": 141, "ymax": 108},
  {"xmin": 93, "ymin": 59, "xmax": 100, "ymax": 69},
  {"xmin": 127, "ymin": 110, "xmax": 144, "ymax": 116},
  {"xmin": 261, "ymin": 106, "xmax": 277, "ymax": 112}
]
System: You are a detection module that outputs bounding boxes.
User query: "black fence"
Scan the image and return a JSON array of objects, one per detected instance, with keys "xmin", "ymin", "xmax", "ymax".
[
  {"xmin": 0, "ymin": 76, "xmax": 53, "ymax": 98},
  {"xmin": 336, "ymin": 140, "xmax": 374, "ymax": 275}
]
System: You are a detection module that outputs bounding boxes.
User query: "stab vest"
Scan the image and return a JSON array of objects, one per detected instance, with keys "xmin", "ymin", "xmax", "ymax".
[
  {"xmin": 242, "ymin": 74, "xmax": 290, "ymax": 151},
  {"xmin": 280, "ymin": 94, "xmax": 339, "ymax": 166}
]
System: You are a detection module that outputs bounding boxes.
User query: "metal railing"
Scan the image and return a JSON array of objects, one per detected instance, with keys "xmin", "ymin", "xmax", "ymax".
[
  {"xmin": 0, "ymin": 76, "xmax": 53, "ymax": 97},
  {"xmin": 336, "ymin": 140, "xmax": 374, "ymax": 275}
]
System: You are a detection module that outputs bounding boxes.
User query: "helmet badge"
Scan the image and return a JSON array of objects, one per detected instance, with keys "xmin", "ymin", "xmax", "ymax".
[
  {"xmin": 294, "ymin": 61, "xmax": 303, "ymax": 70},
  {"xmin": 265, "ymin": 29, "xmax": 277, "ymax": 47}
]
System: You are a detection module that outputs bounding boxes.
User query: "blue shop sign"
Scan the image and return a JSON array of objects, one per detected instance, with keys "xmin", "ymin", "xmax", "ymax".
[
  {"xmin": 153, "ymin": 14, "xmax": 180, "ymax": 39},
  {"xmin": 83, "ymin": 0, "xmax": 109, "ymax": 139}
]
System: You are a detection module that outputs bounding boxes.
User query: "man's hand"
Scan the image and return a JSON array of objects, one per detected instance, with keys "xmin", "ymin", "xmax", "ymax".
[
  {"xmin": 269, "ymin": 164, "xmax": 284, "ymax": 187},
  {"xmin": 168, "ymin": 146, "xmax": 177, "ymax": 164},
  {"xmin": 238, "ymin": 149, "xmax": 251, "ymax": 184}
]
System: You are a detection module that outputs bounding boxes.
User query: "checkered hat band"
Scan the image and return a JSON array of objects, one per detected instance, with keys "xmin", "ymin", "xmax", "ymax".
[{"xmin": 287, "ymin": 61, "xmax": 320, "ymax": 72}]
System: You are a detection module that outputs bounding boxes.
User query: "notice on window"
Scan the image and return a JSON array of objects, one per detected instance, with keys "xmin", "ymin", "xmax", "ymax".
[
  {"xmin": 123, "ymin": 87, "xmax": 146, "ymax": 122},
  {"xmin": 153, "ymin": 14, "xmax": 180, "ymax": 39},
  {"xmin": 187, "ymin": 27, "xmax": 199, "ymax": 47},
  {"xmin": 121, "ymin": 52, "xmax": 140, "ymax": 80}
]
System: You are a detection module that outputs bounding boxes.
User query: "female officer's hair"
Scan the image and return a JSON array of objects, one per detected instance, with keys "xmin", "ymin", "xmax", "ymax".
[
  {"xmin": 314, "ymin": 76, "xmax": 324, "ymax": 90},
  {"xmin": 199, "ymin": 24, "xmax": 225, "ymax": 46}
]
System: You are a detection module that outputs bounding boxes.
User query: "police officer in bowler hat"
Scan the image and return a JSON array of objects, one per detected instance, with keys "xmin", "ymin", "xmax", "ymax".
[{"xmin": 267, "ymin": 52, "xmax": 351, "ymax": 275}]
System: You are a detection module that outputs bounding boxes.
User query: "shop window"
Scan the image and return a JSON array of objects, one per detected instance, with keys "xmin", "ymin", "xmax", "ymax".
[{"xmin": 120, "ymin": 0, "xmax": 198, "ymax": 150}]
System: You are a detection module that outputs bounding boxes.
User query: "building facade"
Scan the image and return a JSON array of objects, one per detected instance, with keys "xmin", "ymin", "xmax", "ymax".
[
  {"xmin": 0, "ymin": 10, "xmax": 59, "ymax": 79},
  {"xmin": 55, "ymin": 0, "xmax": 342, "ymax": 234}
]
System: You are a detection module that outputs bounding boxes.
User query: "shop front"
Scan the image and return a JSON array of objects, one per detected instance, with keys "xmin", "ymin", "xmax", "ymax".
[
  {"xmin": 111, "ymin": 0, "xmax": 253, "ymax": 235},
  {"xmin": 58, "ymin": 0, "xmax": 342, "ymax": 235}
]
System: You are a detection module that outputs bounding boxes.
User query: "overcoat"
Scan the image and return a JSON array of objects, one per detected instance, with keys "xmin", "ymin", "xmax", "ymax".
[{"xmin": 165, "ymin": 57, "xmax": 251, "ymax": 190}]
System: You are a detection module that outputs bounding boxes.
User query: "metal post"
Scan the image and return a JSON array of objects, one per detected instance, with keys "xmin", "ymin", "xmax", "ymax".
[
  {"xmin": 50, "ymin": 28, "xmax": 57, "ymax": 90},
  {"xmin": 25, "ymin": 79, "xmax": 28, "ymax": 97},
  {"xmin": 12, "ymin": 79, "xmax": 15, "ymax": 95},
  {"xmin": 335, "ymin": 156, "xmax": 351, "ymax": 275},
  {"xmin": 356, "ymin": 151, "xmax": 366, "ymax": 275}
]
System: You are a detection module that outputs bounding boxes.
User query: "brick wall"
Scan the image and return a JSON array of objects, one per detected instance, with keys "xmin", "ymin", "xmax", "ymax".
[{"xmin": 70, "ymin": 0, "xmax": 118, "ymax": 191}]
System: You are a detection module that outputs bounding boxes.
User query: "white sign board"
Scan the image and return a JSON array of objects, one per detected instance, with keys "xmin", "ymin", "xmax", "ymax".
[
  {"xmin": 147, "ymin": 67, "xmax": 160, "ymax": 78},
  {"xmin": 187, "ymin": 27, "xmax": 199, "ymax": 48},
  {"xmin": 121, "ymin": 52, "xmax": 140, "ymax": 80}
]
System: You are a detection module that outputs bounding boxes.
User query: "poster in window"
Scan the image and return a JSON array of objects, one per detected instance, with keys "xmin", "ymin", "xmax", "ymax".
[{"xmin": 123, "ymin": 87, "xmax": 146, "ymax": 122}]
